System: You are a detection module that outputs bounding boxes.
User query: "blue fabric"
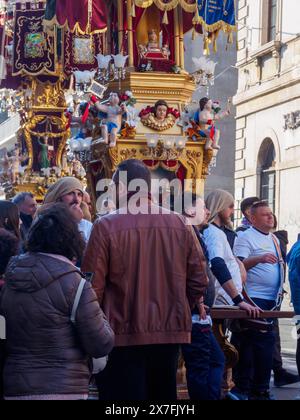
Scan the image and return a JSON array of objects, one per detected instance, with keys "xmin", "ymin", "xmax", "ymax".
[
  {"xmin": 287, "ymin": 241, "xmax": 300, "ymax": 315},
  {"xmin": 182, "ymin": 324, "xmax": 225, "ymax": 400},
  {"xmin": 197, "ymin": 0, "xmax": 236, "ymax": 28},
  {"xmin": 106, "ymin": 121, "xmax": 118, "ymax": 133}
]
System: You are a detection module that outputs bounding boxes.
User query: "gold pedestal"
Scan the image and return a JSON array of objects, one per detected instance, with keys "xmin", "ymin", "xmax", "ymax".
[{"xmin": 89, "ymin": 71, "xmax": 214, "ymax": 200}]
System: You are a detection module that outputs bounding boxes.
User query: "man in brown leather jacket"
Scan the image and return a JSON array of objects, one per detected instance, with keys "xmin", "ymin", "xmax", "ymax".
[{"xmin": 82, "ymin": 159, "xmax": 208, "ymax": 401}]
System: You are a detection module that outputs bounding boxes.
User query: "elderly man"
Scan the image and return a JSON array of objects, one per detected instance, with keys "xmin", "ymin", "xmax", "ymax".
[
  {"xmin": 12, "ymin": 192, "xmax": 37, "ymax": 241},
  {"xmin": 43, "ymin": 177, "xmax": 92, "ymax": 242}
]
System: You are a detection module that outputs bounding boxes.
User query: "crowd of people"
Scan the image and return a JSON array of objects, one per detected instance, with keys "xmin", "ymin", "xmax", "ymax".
[{"xmin": 0, "ymin": 158, "xmax": 299, "ymax": 401}]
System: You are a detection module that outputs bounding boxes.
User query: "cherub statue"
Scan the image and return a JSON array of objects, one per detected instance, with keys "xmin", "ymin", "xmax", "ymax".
[
  {"xmin": 138, "ymin": 44, "xmax": 147, "ymax": 59},
  {"xmin": 7, "ymin": 146, "xmax": 22, "ymax": 184},
  {"xmin": 68, "ymin": 102, "xmax": 98, "ymax": 139},
  {"xmin": 194, "ymin": 97, "xmax": 231, "ymax": 150},
  {"xmin": 92, "ymin": 92, "xmax": 127, "ymax": 148},
  {"xmin": 0, "ymin": 148, "xmax": 9, "ymax": 179}
]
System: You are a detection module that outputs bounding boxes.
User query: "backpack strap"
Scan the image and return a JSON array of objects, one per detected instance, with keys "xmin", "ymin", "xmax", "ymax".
[
  {"xmin": 71, "ymin": 278, "xmax": 86, "ymax": 324},
  {"xmin": 271, "ymin": 234, "xmax": 285, "ymax": 310}
]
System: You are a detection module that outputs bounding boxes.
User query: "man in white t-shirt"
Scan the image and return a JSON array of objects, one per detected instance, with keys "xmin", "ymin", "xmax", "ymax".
[
  {"xmin": 203, "ymin": 190, "xmax": 260, "ymax": 314},
  {"xmin": 234, "ymin": 201, "xmax": 284, "ymax": 400}
]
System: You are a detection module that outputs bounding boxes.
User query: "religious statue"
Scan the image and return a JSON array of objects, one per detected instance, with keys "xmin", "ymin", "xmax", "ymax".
[
  {"xmin": 147, "ymin": 29, "xmax": 161, "ymax": 53},
  {"xmin": 7, "ymin": 146, "xmax": 23, "ymax": 184},
  {"xmin": 0, "ymin": 148, "xmax": 9, "ymax": 181},
  {"xmin": 38, "ymin": 137, "xmax": 50, "ymax": 170},
  {"xmin": 192, "ymin": 97, "xmax": 231, "ymax": 150},
  {"xmin": 92, "ymin": 92, "xmax": 127, "ymax": 148},
  {"xmin": 140, "ymin": 100, "xmax": 180, "ymax": 131},
  {"xmin": 138, "ymin": 29, "xmax": 171, "ymax": 61}
]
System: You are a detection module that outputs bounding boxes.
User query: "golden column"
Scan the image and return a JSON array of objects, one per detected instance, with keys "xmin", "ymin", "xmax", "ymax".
[
  {"xmin": 178, "ymin": 7, "xmax": 185, "ymax": 69},
  {"xmin": 174, "ymin": 8, "xmax": 180, "ymax": 68},
  {"xmin": 127, "ymin": 0, "xmax": 134, "ymax": 67},
  {"xmin": 117, "ymin": 0, "xmax": 124, "ymax": 53}
]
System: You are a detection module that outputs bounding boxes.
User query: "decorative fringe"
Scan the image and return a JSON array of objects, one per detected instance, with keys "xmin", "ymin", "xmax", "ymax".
[
  {"xmin": 162, "ymin": 9, "xmax": 169, "ymax": 25},
  {"xmin": 228, "ymin": 31, "xmax": 234, "ymax": 44},
  {"xmin": 131, "ymin": 2, "xmax": 136, "ymax": 18},
  {"xmin": 203, "ymin": 36, "xmax": 210, "ymax": 56}
]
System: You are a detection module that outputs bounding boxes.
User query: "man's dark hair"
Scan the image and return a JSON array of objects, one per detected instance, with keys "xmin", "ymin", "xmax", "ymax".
[
  {"xmin": 241, "ymin": 196, "xmax": 260, "ymax": 216},
  {"xmin": 0, "ymin": 201, "xmax": 20, "ymax": 239},
  {"xmin": 0, "ymin": 228, "xmax": 19, "ymax": 275},
  {"xmin": 12, "ymin": 192, "xmax": 34, "ymax": 206},
  {"xmin": 113, "ymin": 159, "xmax": 151, "ymax": 192},
  {"xmin": 250, "ymin": 200, "xmax": 269, "ymax": 216},
  {"xmin": 26, "ymin": 204, "xmax": 85, "ymax": 262}
]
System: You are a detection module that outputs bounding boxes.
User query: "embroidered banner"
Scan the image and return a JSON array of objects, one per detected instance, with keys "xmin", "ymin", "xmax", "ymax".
[
  {"xmin": 13, "ymin": 5, "xmax": 56, "ymax": 76},
  {"xmin": 196, "ymin": 0, "xmax": 236, "ymax": 31},
  {"xmin": 64, "ymin": 31, "xmax": 104, "ymax": 75}
]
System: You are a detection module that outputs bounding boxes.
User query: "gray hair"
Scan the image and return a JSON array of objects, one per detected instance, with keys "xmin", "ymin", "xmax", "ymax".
[{"xmin": 12, "ymin": 192, "xmax": 34, "ymax": 206}]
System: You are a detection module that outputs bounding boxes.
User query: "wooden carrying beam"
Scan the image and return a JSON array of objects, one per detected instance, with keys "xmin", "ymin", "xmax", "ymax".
[{"xmin": 211, "ymin": 309, "xmax": 295, "ymax": 320}]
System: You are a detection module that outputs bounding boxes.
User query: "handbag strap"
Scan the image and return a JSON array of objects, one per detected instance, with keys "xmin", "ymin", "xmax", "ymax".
[{"xmin": 70, "ymin": 278, "xmax": 86, "ymax": 324}]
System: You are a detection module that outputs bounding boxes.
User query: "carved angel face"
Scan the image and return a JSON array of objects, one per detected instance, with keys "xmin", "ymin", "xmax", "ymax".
[{"xmin": 155, "ymin": 105, "xmax": 168, "ymax": 121}]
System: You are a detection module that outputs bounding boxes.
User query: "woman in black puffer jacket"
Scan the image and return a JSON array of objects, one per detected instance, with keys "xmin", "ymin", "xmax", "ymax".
[
  {"xmin": 0, "ymin": 228, "xmax": 19, "ymax": 400},
  {"xmin": 0, "ymin": 204, "xmax": 114, "ymax": 400}
]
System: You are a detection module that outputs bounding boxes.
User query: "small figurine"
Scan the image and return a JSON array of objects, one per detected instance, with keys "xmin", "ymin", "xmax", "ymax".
[
  {"xmin": 92, "ymin": 92, "xmax": 127, "ymax": 148},
  {"xmin": 7, "ymin": 146, "xmax": 22, "ymax": 184},
  {"xmin": 38, "ymin": 137, "xmax": 50, "ymax": 170},
  {"xmin": 162, "ymin": 44, "xmax": 171, "ymax": 60},
  {"xmin": 147, "ymin": 29, "xmax": 161, "ymax": 53},
  {"xmin": 194, "ymin": 97, "xmax": 231, "ymax": 150}
]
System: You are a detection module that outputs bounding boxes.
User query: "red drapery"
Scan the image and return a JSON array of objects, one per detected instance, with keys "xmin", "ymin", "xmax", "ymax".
[
  {"xmin": 131, "ymin": 7, "xmax": 175, "ymax": 67},
  {"xmin": 55, "ymin": 0, "xmax": 108, "ymax": 34},
  {"xmin": 143, "ymin": 160, "xmax": 187, "ymax": 185}
]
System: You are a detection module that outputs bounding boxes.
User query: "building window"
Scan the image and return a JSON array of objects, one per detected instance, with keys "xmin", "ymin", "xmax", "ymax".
[
  {"xmin": 268, "ymin": 0, "xmax": 277, "ymax": 42},
  {"xmin": 262, "ymin": 0, "xmax": 278, "ymax": 44},
  {"xmin": 258, "ymin": 139, "xmax": 276, "ymax": 213}
]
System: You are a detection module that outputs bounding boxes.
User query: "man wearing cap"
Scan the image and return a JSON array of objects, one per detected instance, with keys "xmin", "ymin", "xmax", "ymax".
[{"xmin": 43, "ymin": 177, "xmax": 92, "ymax": 242}]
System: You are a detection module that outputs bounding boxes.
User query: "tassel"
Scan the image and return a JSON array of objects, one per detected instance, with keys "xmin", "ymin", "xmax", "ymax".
[
  {"xmin": 213, "ymin": 38, "xmax": 217, "ymax": 53},
  {"xmin": 131, "ymin": 2, "xmax": 136, "ymax": 18},
  {"xmin": 162, "ymin": 9, "xmax": 169, "ymax": 25},
  {"xmin": 192, "ymin": 27, "xmax": 196, "ymax": 41},
  {"xmin": 203, "ymin": 36, "xmax": 210, "ymax": 56},
  {"xmin": 228, "ymin": 31, "xmax": 234, "ymax": 44},
  {"xmin": 192, "ymin": 7, "xmax": 201, "ymax": 25}
]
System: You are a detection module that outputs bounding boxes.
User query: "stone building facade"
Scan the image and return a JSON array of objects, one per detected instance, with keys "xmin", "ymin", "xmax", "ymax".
[{"xmin": 234, "ymin": 0, "xmax": 300, "ymax": 243}]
